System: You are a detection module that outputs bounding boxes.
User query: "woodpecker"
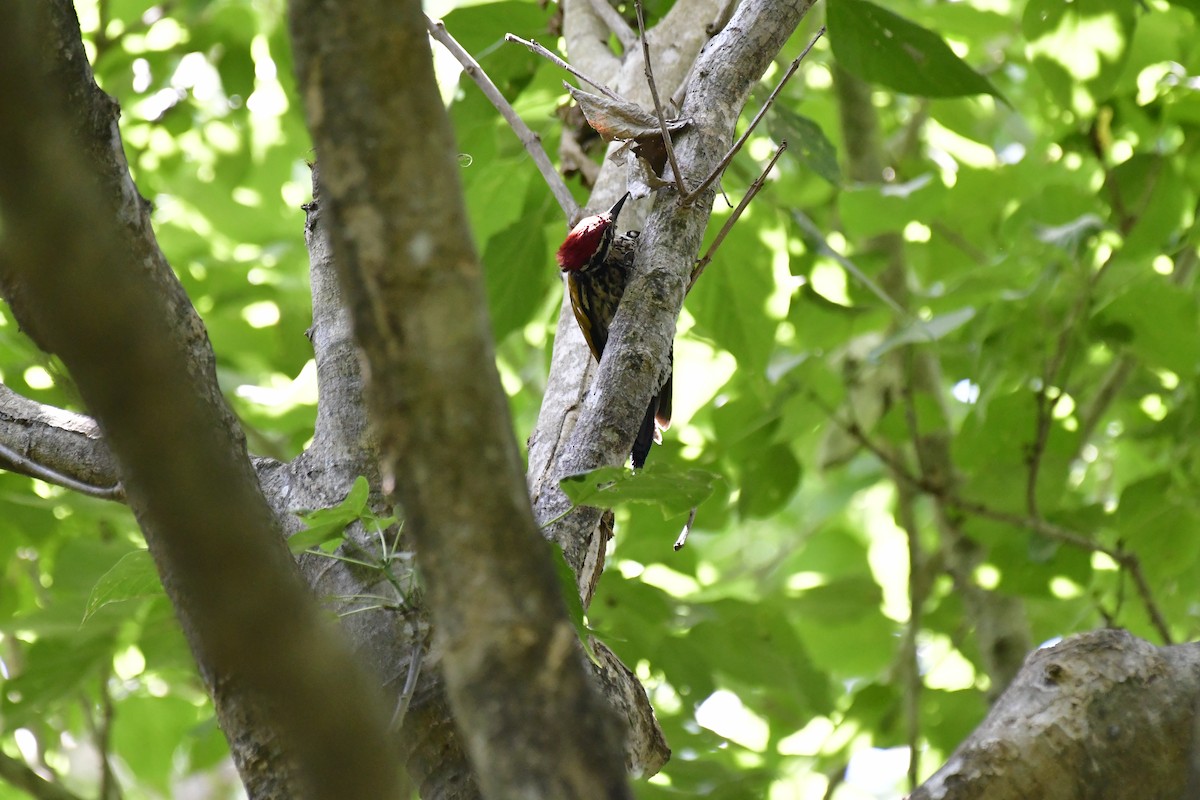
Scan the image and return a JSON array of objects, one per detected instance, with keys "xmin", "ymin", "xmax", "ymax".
[{"xmin": 556, "ymin": 193, "xmax": 672, "ymax": 469}]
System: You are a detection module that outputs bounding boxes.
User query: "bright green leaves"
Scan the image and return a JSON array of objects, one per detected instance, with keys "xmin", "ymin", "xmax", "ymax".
[
  {"xmin": 688, "ymin": 216, "xmax": 782, "ymax": 373},
  {"xmin": 290, "ymin": 475, "xmax": 396, "ymax": 553},
  {"xmin": 829, "ymin": 0, "xmax": 1004, "ymax": 101},
  {"xmin": 838, "ymin": 173, "xmax": 945, "ymax": 239},
  {"xmin": 481, "ymin": 200, "xmax": 553, "ymax": 343},
  {"xmin": 1114, "ymin": 474, "xmax": 1200, "ymax": 580},
  {"xmin": 84, "ymin": 550, "xmax": 163, "ymax": 623},
  {"xmin": 1023, "ymin": 0, "xmax": 1136, "ymax": 106}
]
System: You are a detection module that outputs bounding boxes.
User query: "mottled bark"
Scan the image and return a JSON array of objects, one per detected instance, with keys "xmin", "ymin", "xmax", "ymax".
[
  {"xmin": 913, "ymin": 630, "xmax": 1196, "ymax": 800},
  {"xmin": 0, "ymin": 3, "xmax": 402, "ymax": 799},
  {"xmin": 287, "ymin": 1, "xmax": 631, "ymax": 798}
]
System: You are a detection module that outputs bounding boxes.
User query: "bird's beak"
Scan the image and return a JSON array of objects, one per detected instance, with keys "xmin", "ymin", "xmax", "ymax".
[{"xmin": 607, "ymin": 192, "xmax": 631, "ymax": 220}]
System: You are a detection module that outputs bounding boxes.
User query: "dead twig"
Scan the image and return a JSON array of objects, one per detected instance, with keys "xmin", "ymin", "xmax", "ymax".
[
  {"xmin": 688, "ymin": 140, "xmax": 787, "ymax": 292},
  {"xmin": 427, "ymin": 18, "xmax": 579, "ymax": 222},
  {"xmin": 673, "ymin": 506, "xmax": 698, "ymax": 551},
  {"xmin": 634, "ymin": 0, "xmax": 687, "ymax": 195},
  {"xmin": 504, "ymin": 34, "xmax": 625, "ymax": 104},
  {"xmin": 682, "ymin": 25, "xmax": 824, "ymax": 206}
]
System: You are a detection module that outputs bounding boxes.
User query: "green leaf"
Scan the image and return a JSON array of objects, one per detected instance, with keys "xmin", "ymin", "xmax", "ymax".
[
  {"xmin": 111, "ymin": 695, "xmax": 203, "ymax": 792},
  {"xmin": 737, "ymin": 442, "xmax": 802, "ymax": 519},
  {"xmin": 1, "ymin": 634, "xmax": 114, "ymax": 724},
  {"xmin": 482, "ymin": 207, "xmax": 553, "ymax": 343},
  {"xmin": 1022, "ymin": 0, "xmax": 1135, "ymax": 105},
  {"xmin": 1094, "ymin": 277, "xmax": 1200, "ymax": 375},
  {"xmin": 1034, "ymin": 214, "xmax": 1105, "ymax": 256},
  {"xmin": 829, "ymin": 0, "xmax": 1005, "ymax": 101},
  {"xmin": 687, "ymin": 215, "xmax": 780, "ymax": 371},
  {"xmin": 559, "ymin": 463, "xmax": 719, "ymax": 518},
  {"xmin": 83, "ymin": 550, "xmax": 163, "ymax": 623},
  {"xmin": 289, "ymin": 476, "xmax": 371, "ymax": 553},
  {"xmin": 1115, "ymin": 474, "xmax": 1200, "ymax": 580},
  {"xmin": 768, "ymin": 107, "xmax": 841, "ymax": 185}
]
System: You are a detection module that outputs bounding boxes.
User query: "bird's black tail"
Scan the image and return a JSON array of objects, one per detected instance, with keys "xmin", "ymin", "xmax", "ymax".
[
  {"xmin": 631, "ymin": 347, "xmax": 673, "ymax": 469},
  {"xmin": 632, "ymin": 400, "xmax": 658, "ymax": 469}
]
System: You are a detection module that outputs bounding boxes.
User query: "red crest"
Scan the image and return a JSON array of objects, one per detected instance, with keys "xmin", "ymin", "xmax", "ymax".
[
  {"xmin": 556, "ymin": 216, "xmax": 610, "ymax": 272},
  {"xmin": 555, "ymin": 193, "xmax": 630, "ymax": 272}
]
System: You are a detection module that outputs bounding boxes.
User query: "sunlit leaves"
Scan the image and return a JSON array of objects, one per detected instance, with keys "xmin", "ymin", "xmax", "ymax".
[{"xmin": 829, "ymin": 0, "xmax": 1004, "ymax": 101}]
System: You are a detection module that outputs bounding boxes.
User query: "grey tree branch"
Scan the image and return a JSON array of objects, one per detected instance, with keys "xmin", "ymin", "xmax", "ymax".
[
  {"xmin": 288, "ymin": 0, "xmax": 633, "ymax": 796},
  {"xmin": 683, "ymin": 25, "xmax": 824, "ymax": 205},
  {"xmin": 0, "ymin": 385, "xmax": 122, "ymax": 498},
  {"xmin": 586, "ymin": 0, "xmax": 636, "ymax": 50},
  {"xmin": 428, "ymin": 17, "xmax": 580, "ymax": 222},
  {"xmin": 0, "ymin": 4, "xmax": 403, "ymax": 798},
  {"xmin": 281, "ymin": 168, "xmax": 472, "ymax": 798},
  {"xmin": 911, "ymin": 630, "xmax": 1196, "ymax": 800}
]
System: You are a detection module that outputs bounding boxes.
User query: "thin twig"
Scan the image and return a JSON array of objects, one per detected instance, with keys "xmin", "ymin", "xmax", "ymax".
[
  {"xmin": 683, "ymin": 25, "xmax": 825, "ymax": 206},
  {"xmin": 390, "ymin": 637, "xmax": 425, "ymax": 731},
  {"xmin": 504, "ymin": 34, "xmax": 625, "ymax": 103},
  {"xmin": 634, "ymin": 0, "xmax": 687, "ymax": 195},
  {"xmin": 805, "ymin": 389, "xmax": 1174, "ymax": 645},
  {"xmin": 789, "ymin": 209, "xmax": 911, "ymax": 320},
  {"xmin": 673, "ymin": 506, "xmax": 698, "ymax": 550},
  {"xmin": 0, "ymin": 440, "xmax": 124, "ymax": 500},
  {"xmin": 427, "ymin": 18, "xmax": 579, "ymax": 222},
  {"xmin": 97, "ymin": 669, "xmax": 120, "ymax": 800},
  {"xmin": 688, "ymin": 141, "xmax": 787, "ymax": 292},
  {"xmin": 585, "ymin": 0, "xmax": 636, "ymax": 50},
  {"xmin": 0, "ymin": 750, "xmax": 84, "ymax": 800}
]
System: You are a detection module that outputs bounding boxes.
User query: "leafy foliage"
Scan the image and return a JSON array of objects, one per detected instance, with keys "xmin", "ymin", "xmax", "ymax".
[{"xmin": 2, "ymin": 0, "xmax": 1200, "ymax": 798}]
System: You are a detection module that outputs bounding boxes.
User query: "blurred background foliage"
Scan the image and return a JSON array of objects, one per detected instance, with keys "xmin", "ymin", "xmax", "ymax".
[{"xmin": 2, "ymin": 0, "xmax": 1199, "ymax": 797}]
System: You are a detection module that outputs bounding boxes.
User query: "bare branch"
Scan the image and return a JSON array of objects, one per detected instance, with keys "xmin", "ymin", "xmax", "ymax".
[
  {"xmin": 683, "ymin": 24, "xmax": 824, "ymax": 205},
  {"xmin": 0, "ymin": 439, "xmax": 123, "ymax": 500},
  {"xmin": 688, "ymin": 139, "xmax": 786, "ymax": 291},
  {"xmin": 505, "ymin": 34, "xmax": 626, "ymax": 103},
  {"xmin": 634, "ymin": 0, "xmax": 687, "ymax": 195},
  {"xmin": 427, "ymin": 17, "xmax": 579, "ymax": 222},
  {"xmin": 585, "ymin": 0, "xmax": 636, "ymax": 50},
  {"xmin": 0, "ymin": 750, "xmax": 83, "ymax": 800}
]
